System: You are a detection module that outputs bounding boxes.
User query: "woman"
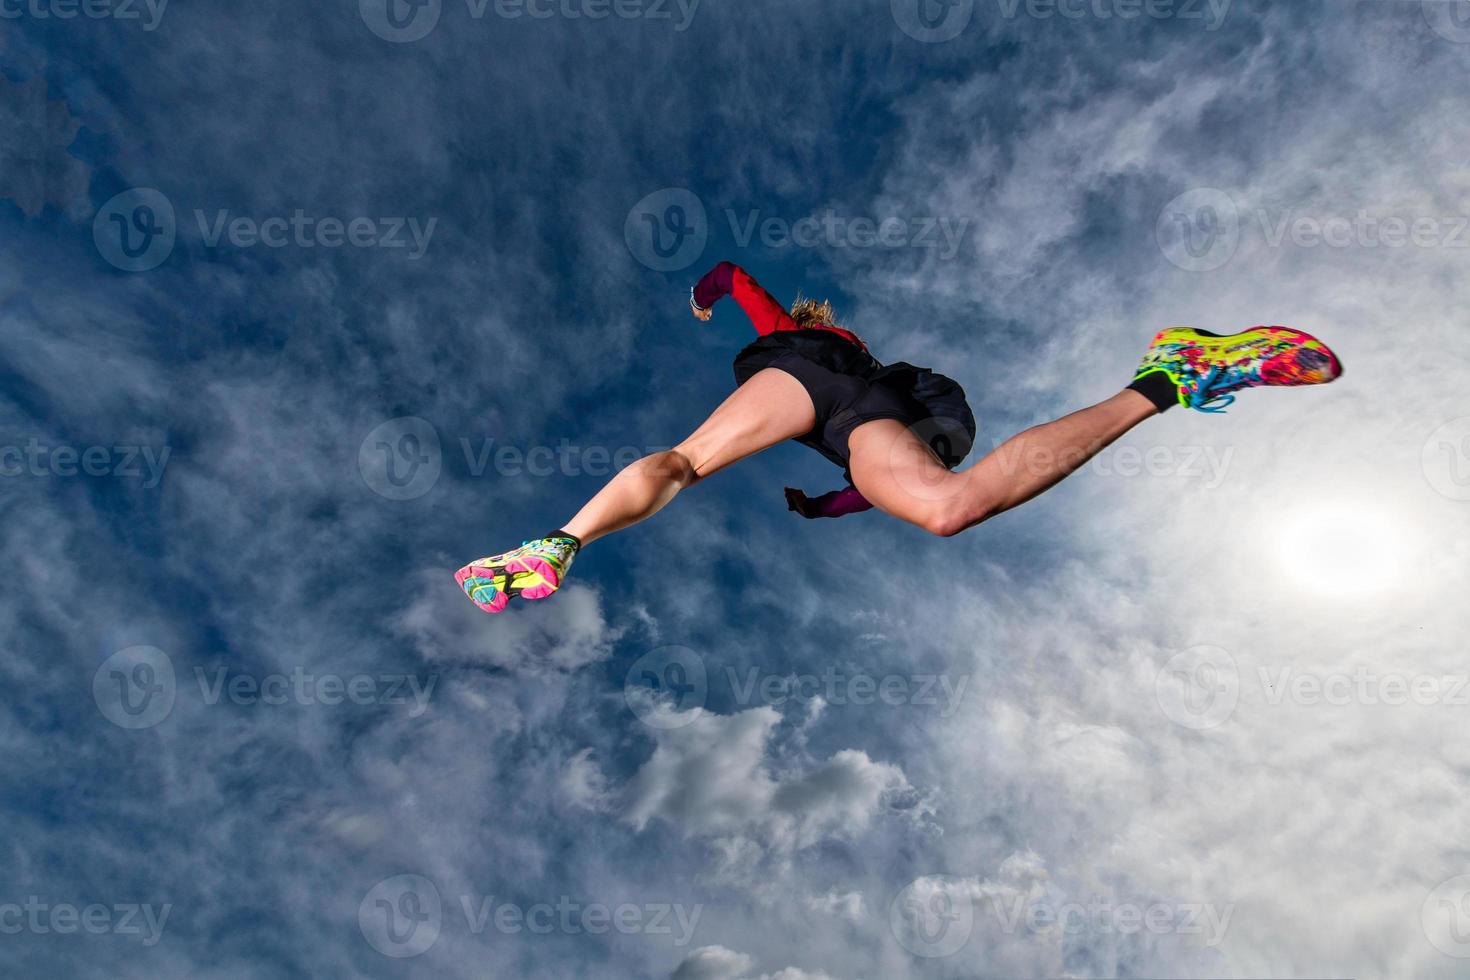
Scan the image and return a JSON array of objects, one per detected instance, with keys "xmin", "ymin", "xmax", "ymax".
[{"xmin": 455, "ymin": 261, "xmax": 1342, "ymax": 613}]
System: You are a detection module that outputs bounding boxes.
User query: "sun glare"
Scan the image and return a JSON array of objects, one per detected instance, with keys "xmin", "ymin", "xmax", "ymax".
[{"xmin": 1273, "ymin": 500, "xmax": 1413, "ymax": 598}]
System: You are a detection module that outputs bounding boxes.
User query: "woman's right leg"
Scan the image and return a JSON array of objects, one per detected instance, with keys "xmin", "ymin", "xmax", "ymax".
[
  {"xmin": 561, "ymin": 368, "xmax": 817, "ymax": 545},
  {"xmin": 847, "ymin": 389, "xmax": 1158, "ymax": 537}
]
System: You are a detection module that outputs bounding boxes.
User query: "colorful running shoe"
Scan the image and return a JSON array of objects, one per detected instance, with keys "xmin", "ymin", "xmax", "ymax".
[
  {"xmin": 455, "ymin": 533, "xmax": 580, "ymax": 614},
  {"xmin": 1132, "ymin": 326, "xmax": 1343, "ymax": 413}
]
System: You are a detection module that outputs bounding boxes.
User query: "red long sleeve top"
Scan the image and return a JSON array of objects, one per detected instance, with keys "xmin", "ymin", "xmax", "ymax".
[{"xmin": 691, "ymin": 261, "xmax": 867, "ymax": 350}]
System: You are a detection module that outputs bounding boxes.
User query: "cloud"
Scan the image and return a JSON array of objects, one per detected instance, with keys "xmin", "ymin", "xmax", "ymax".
[
  {"xmin": 623, "ymin": 705, "xmax": 919, "ymax": 855},
  {"xmin": 671, "ymin": 945, "xmax": 755, "ymax": 980}
]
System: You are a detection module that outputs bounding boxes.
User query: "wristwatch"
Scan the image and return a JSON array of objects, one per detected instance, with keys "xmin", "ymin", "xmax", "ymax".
[{"xmin": 689, "ymin": 287, "xmax": 710, "ymax": 315}]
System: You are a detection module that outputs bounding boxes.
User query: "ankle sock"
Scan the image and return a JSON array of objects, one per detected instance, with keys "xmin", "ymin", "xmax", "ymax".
[
  {"xmin": 546, "ymin": 529, "xmax": 582, "ymax": 551},
  {"xmin": 1127, "ymin": 370, "xmax": 1181, "ymax": 413}
]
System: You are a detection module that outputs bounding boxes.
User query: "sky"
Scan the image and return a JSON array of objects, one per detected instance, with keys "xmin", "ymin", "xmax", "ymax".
[{"xmin": 2, "ymin": 0, "xmax": 1470, "ymax": 977}]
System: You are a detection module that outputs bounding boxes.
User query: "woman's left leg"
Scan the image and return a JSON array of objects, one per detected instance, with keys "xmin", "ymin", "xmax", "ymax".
[
  {"xmin": 847, "ymin": 389, "xmax": 1158, "ymax": 537},
  {"xmin": 561, "ymin": 367, "xmax": 817, "ymax": 545}
]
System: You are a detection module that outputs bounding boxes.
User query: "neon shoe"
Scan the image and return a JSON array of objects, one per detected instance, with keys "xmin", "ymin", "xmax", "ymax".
[
  {"xmin": 1132, "ymin": 326, "xmax": 1343, "ymax": 413},
  {"xmin": 454, "ymin": 533, "xmax": 580, "ymax": 614}
]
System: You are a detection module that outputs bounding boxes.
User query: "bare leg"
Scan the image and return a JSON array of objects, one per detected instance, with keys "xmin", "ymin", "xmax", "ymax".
[
  {"xmin": 848, "ymin": 389, "xmax": 1157, "ymax": 537},
  {"xmin": 561, "ymin": 369, "xmax": 817, "ymax": 545}
]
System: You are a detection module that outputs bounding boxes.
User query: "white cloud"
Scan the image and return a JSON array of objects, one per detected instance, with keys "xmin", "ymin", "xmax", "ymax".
[{"xmin": 623, "ymin": 705, "xmax": 918, "ymax": 856}]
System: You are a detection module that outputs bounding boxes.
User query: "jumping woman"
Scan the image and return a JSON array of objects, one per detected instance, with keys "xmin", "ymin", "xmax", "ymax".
[{"xmin": 455, "ymin": 261, "xmax": 1343, "ymax": 613}]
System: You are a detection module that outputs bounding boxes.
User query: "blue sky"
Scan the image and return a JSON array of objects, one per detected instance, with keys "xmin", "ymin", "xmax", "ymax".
[{"xmin": 4, "ymin": 1, "xmax": 1470, "ymax": 977}]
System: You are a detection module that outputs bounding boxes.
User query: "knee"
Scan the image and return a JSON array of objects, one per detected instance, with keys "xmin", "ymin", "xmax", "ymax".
[
  {"xmin": 918, "ymin": 499, "xmax": 993, "ymax": 538},
  {"xmin": 640, "ymin": 448, "xmax": 698, "ymax": 487},
  {"xmin": 920, "ymin": 511, "xmax": 969, "ymax": 538}
]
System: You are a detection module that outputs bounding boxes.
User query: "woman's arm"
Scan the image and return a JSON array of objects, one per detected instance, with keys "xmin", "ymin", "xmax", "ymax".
[{"xmin": 691, "ymin": 261, "xmax": 798, "ymax": 336}]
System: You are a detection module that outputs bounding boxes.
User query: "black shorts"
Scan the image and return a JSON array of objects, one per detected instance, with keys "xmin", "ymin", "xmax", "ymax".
[{"xmin": 732, "ymin": 330, "xmax": 976, "ymax": 476}]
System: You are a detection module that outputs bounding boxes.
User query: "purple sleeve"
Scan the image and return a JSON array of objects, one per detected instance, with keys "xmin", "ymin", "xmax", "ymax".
[
  {"xmin": 691, "ymin": 261, "xmax": 736, "ymax": 311},
  {"xmin": 810, "ymin": 486, "xmax": 874, "ymax": 519}
]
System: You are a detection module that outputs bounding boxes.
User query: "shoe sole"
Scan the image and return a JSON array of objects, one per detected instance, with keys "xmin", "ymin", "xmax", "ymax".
[
  {"xmin": 455, "ymin": 556, "xmax": 563, "ymax": 613},
  {"xmin": 454, "ymin": 566, "xmax": 510, "ymax": 614}
]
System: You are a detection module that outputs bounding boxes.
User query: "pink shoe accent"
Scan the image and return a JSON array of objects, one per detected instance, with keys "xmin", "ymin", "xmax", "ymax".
[
  {"xmin": 506, "ymin": 556, "xmax": 561, "ymax": 600},
  {"xmin": 454, "ymin": 564, "xmax": 510, "ymax": 614}
]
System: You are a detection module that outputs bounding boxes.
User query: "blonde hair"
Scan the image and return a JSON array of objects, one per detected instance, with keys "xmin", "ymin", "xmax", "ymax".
[{"xmin": 789, "ymin": 293, "xmax": 841, "ymax": 330}]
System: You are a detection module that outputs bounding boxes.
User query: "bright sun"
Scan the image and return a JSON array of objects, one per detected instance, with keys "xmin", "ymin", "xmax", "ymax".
[{"xmin": 1273, "ymin": 500, "xmax": 1413, "ymax": 598}]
